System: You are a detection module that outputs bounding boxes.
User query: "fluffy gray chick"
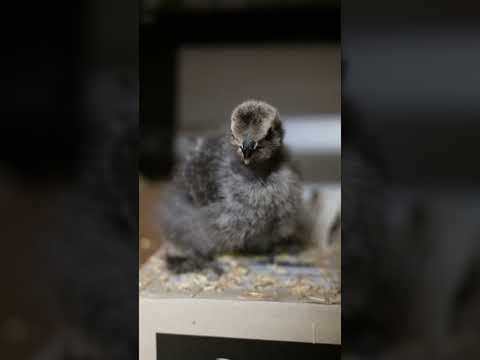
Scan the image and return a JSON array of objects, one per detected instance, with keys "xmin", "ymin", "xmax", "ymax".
[{"xmin": 160, "ymin": 100, "xmax": 303, "ymax": 273}]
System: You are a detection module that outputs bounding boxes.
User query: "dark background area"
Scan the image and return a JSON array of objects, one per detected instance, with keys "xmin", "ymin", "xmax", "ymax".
[
  {"xmin": 343, "ymin": 5, "xmax": 480, "ymax": 186},
  {"xmin": 343, "ymin": 1, "xmax": 480, "ymax": 358},
  {"xmin": 0, "ymin": 1, "xmax": 138, "ymax": 359}
]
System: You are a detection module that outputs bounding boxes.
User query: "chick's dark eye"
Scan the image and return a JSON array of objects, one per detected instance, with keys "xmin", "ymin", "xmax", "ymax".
[{"xmin": 264, "ymin": 128, "xmax": 274, "ymax": 141}]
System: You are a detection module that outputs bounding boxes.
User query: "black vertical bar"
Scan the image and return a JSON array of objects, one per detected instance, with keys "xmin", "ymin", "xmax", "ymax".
[{"xmin": 140, "ymin": 25, "xmax": 177, "ymax": 180}]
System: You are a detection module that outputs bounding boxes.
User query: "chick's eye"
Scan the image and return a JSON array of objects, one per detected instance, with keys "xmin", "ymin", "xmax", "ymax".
[{"xmin": 264, "ymin": 128, "xmax": 274, "ymax": 141}]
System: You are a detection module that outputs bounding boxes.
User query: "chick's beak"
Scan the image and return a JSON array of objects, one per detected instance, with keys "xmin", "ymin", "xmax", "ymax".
[{"xmin": 241, "ymin": 138, "xmax": 256, "ymax": 163}]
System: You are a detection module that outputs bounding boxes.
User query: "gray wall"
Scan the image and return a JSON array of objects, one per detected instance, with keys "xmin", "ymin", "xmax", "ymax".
[{"xmin": 175, "ymin": 45, "xmax": 341, "ymax": 182}]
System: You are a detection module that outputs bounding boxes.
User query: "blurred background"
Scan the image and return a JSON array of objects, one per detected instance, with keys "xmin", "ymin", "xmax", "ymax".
[
  {"xmin": 140, "ymin": 0, "xmax": 341, "ymax": 263},
  {"xmin": 0, "ymin": 1, "xmax": 138, "ymax": 359},
  {"xmin": 342, "ymin": 1, "xmax": 480, "ymax": 358}
]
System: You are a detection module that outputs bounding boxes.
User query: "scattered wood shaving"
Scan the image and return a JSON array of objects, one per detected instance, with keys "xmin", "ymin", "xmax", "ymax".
[{"xmin": 139, "ymin": 245, "xmax": 340, "ymax": 304}]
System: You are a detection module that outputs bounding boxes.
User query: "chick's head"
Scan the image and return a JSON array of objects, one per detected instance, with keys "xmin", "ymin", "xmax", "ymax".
[{"xmin": 230, "ymin": 99, "xmax": 284, "ymax": 165}]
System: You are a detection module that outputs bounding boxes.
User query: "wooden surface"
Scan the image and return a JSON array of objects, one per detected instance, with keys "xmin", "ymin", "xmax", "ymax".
[{"xmin": 140, "ymin": 245, "xmax": 340, "ymax": 304}]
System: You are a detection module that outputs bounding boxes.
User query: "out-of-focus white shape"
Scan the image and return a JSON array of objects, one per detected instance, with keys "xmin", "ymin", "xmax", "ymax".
[
  {"xmin": 302, "ymin": 182, "xmax": 340, "ymax": 200},
  {"xmin": 283, "ymin": 114, "xmax": 341, "ymax": 154},
  {"xmin": 304, "ymin": 183, "xmax": 341, "ymax": 259}
]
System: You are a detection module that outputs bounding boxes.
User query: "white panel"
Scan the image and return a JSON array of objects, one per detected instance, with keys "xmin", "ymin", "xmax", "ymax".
[{"xmin": 140, "ymin": 297, "xmax": 341, "ymax": 360}]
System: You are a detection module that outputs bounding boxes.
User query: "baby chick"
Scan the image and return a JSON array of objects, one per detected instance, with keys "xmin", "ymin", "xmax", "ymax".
[{"xmin": 160, "ymin": 100, "xmax": 303, "ymax": 273}]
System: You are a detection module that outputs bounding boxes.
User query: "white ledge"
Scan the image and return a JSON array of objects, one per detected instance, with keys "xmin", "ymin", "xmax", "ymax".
[{"xmin": 140, "ymin": 297, "xmax": 341, "ymax": 360}]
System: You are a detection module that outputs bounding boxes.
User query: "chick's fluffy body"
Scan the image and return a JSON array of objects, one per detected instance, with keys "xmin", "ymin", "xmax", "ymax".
[{"xmin": 161, "ymin": 101, "xmax": 302, "ymax": 270}]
